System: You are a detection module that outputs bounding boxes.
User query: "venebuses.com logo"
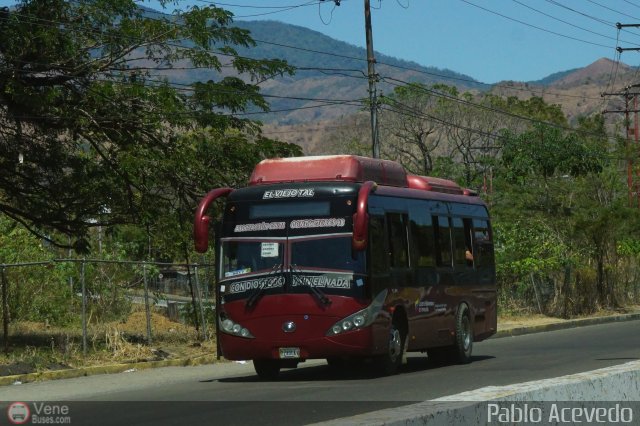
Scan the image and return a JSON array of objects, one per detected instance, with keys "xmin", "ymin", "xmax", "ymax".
[
  {"xmin": 7, "ymin": 402, "xmax": 30, "ymax": 425},
  {"xmin": 7, "ymin": 402, "xmax": 71, "ymax": 425}
]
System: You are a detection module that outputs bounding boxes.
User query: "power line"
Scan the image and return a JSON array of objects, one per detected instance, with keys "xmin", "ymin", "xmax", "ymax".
[
  {"xmin": 380, "ymin": 97, "xmax": 507, "ymax": 143},
  {"xmin": 191, "ymin": 1, "xmax": 323, "ymax": 9},
  {"xmin": 584, "ymin": 0, "xmax": 640, "ymax": 21},
  {"xmin": 511, "ymin": 0, "xmax": 640, "ymax": 46},
  {"xmin": 0, "ymin": 64, "xmax": 367, "ymax": 107},
  {"xmin": 1, "ymin": 0, "xmax": 631, "ymax": 134},
  {"xmin": 1, "ymin": 99, "xmax": 361, "ymax": 122},
  {"xmin": 381, "ymin": 98, "xmax": 620, "ymax": 161},
  {"xmin": 1, "ymin": 3, "xmax": 616, "ymax": 105},
  {"xmin": 459, "ymin": 0, "xmax": 613, "ymax": 49},
  {"xmin": 222, "ymin": 0, "xmax": 321, "ymax": 18},
  {"xmin": 380, "ymin": 75, "xmax": 615, "ymax": 141},
  {"xmin": 623, "ymin": 0, "xmax": 640, "ymax": 10},
  {"xmin": 543, "ymin": 0, "xmax": 640, "ymax": 38}
]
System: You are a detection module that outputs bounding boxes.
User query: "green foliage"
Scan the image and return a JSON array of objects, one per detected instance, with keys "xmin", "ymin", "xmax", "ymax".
[
  {"xmin": 489, "ymin": 96, "xmax": 568, "ymax": 126},
  {"xmin": 494, "ymin": 220, "xmax": 569, "ymax": 277},
  {"xmin": 0, "ymin": 0, "xmax": 298, "ymax": 256},
  {"xmin": 0, "ymin": 216, "xmax": 76, "ymax": 325},
  {"xmin": 490, "ymin": 108, "xmax": 639, "ymax": 313},
  {"xmin": 618, "ymin": 239, "xmax": 640, "ymax": 256},
  {"xmin": 500, "ymin": 124, "xmax": 604, "ymax": 182}
]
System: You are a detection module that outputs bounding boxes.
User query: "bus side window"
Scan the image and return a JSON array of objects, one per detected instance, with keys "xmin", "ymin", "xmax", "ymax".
[
  {"xmin": 410, "ymin": 214, "xmax": 435, "ymax": 267},
  {"xmin": 369, "ymin": 215, "xmax": 388, "ymax": 275},
  {"xmin": 434, "ymin": 215, "xmax": 452, "ymax": 267},
  {"xmin": 472, "ymin": 219, "xmax": 494, "ymax": 267},
  {"xmin": 452, "ymin": 217, "xmax": 472, "ymax": 267},
  {"xmin": 386, "ymin": 213, "xmax": 409, "ymax": 268}
]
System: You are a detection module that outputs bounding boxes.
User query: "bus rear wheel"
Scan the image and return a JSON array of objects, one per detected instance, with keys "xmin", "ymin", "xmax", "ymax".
[
  {"xmin": 453, "ymin": 304, "xmax": 473, "ymax": 364},
  {"xmin": 428, "ymin": 304, "xmax": 473, "ymax": 365},
  {"xmin": 253, "ymin": 359, "xmax": 280, "ymax": 380}
]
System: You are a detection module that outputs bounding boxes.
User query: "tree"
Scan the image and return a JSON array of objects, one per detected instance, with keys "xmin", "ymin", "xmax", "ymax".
[
  {"xmin": 378, "ymin": 83, "xmax": 447, "ymax": 175},
  {"xmin": 440, "ymin": 91, "xmax": 503, "ymax": 187},
  {"xmin": 0, "ymin": 0, "xmax": 298, "ymax": 253},
  {"xmin": 493, "ymin": 114, "xmax": 640, "ymax": 314}
]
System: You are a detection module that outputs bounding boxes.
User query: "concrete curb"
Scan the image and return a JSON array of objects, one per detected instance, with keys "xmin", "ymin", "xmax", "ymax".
[
  {"xmin": 493, "ymin": 312, "xmax": 640, "ymax": 338},
  {"xmin": 312, "ymin": 360, "xmax": 640, "ymax": 425},
  {"xmin": 0, "ymin": 354, "xmax": 217, "ymax": 387}
]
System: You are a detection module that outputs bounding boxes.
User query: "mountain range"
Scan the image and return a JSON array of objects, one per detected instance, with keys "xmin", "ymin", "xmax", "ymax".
[
  {"xmin": 230, "ymin": 22, "xmax": 636, "ymax": 125},
  {"xmin": 141, "ymin": 12, "xmax": 637, "ymax": 152}
]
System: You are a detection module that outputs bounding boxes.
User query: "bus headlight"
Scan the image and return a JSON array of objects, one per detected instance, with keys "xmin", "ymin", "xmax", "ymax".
[
  {"xmin": 219, "ymin": 313, "xmax": 254, "ymax": 339},
  {"xmin": 326, "ymin": 289, "xmax": 387, "ymax": 336},
  {"xmin": 221, "ymin": 319, "xmax": 234, "ymax": 332},
  {"xmin": 353, "ymin": 315, "xmax": 365, "ymax": 327}
]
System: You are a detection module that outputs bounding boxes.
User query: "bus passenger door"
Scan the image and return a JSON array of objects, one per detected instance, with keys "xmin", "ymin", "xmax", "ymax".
[{"xmin": 368, "ymin": 213, "xmax": 393, "ymax": 353}]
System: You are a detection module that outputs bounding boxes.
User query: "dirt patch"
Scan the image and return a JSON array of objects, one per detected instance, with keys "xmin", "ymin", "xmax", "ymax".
[
  {"xmin": 0, "ymin": 361, "xmax": 35, "ymax": 376},
  {"xmin": 498, "ymin": 305, "xmax": 640, "ymax": 331},
  {"xmin": 498, "ymin": 314, "xmax": 567, "ymax": 330}
]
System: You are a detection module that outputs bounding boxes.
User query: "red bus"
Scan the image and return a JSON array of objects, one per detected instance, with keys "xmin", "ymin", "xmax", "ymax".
[{"xmin": 194, "ymin": 155, "xmax": 496, "ymax": 379}]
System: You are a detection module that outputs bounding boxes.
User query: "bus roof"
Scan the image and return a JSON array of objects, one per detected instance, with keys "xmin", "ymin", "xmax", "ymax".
[{"xmin": 248, "ymin": 155, "xmax": 476, "ymax": 197}]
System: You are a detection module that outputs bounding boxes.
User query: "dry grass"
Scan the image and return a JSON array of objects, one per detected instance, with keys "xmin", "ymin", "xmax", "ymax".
[
  {"xmin": 498, "ymin": 305, "xmax": 640, "ymax": 330},
  {"xmin": 0, "ymin": 307, "xmax": 217, "ymax": 376}
]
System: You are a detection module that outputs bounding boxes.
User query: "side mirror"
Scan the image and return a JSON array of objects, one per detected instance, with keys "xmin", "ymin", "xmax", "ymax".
[
  {"xmin": 352, "ymin": 181, "xmax": 377, "ymax": 252},
  {"xmin": 194, "ymin": 188, "xmax": 233, "ymax": 253}
]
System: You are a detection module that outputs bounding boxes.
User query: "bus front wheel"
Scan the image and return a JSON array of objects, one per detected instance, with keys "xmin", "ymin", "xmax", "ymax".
[
  {"xmin": 253, "ymin": 359, "xmax": 280, "ymax": 380},
  {"xmin": 374, "ymin": 317, "xmax": 405, "ymax": 375}
]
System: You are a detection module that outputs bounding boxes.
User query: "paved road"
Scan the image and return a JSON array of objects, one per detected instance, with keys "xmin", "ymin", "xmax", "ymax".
[{"xmin": 1, "ymin": 320, "xmax": 639, "ymax": 425}]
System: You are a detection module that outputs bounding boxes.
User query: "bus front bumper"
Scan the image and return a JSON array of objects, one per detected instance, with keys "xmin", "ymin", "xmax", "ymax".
[{"xmin": 220, "ymin": 327, "xmax": 376, "ymax": 361}]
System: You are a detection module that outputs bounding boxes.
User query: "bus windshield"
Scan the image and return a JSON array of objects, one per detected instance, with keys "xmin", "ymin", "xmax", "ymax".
[
  {"xmin": 221, "ymin": 240, "xmax": 284, "ymax": 278},
  {"xmin": 291, "ymin": 236, "xmax": 365, "ymax": 273}
]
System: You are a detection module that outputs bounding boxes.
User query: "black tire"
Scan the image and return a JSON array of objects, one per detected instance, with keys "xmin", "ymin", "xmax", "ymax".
[
  {"xmin": 374, "ymin": 316, "xmax": 405, "ymax": 375},
  {"xmin": 253, "ymin": 359, "xmax": 280, "ymax": 380},
  {"xmin": 453, "ymin": 304, "xmax": 473, "ymax": 364},
  {"xmin": 427, "ymin": 304, "xmax": 473, "ymax": 365}
]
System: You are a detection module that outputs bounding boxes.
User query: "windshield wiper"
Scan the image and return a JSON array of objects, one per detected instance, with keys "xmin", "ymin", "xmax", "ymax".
[
  {"xmin": 290, "ymin": 264, "xmax": 332, "ymax": 306},
  {"xmin": 245, "ymin": 262, "xmax": 282, "ymax": 308}
]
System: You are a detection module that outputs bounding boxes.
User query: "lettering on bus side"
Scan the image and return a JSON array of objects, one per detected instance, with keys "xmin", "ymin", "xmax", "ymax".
[
  {"xmin": 228, "ymin": 276, "xmax": 285, "ymax": 294},
  {"xmin": 290, "ymin": 218, "xmax": 345, "ymax": 229},
  {"xmin": 262, "ymin": 188, "xmax": 315, "ymax": 199},
  {"xmin": 233, "ymin": 221, "xmax": 286, "ymax": 233},
  {"xmin": 292, "ymin": 274, "xmax": 352, "ymax": 289}
]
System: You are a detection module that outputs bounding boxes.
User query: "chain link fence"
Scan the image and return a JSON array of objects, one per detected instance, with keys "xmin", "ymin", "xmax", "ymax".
[{"xmin": 0, "ymin": 259, "xmax": 216, "ymax": 357}]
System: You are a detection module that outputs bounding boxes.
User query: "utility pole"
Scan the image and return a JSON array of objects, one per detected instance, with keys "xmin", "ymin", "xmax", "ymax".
[
  {"xmin": 364, "ymin": 0, "xmax": 380, "ymax": 158},
  {"xmin": 602, "ymin": 83, "xmax": 640, "ymax": 207},
  {"xmin": 603, "ymin": 22, "xmax": 640, "ymax": 207}
]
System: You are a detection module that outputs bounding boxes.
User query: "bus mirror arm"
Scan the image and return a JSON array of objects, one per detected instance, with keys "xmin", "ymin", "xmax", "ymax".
[
  {"xmin": 352, "ymin": 181, "xmax": 377, "ymax": 252},
  {"xmin": 194, "ymin": 187, "xmax": 233, "ymax": 253}
]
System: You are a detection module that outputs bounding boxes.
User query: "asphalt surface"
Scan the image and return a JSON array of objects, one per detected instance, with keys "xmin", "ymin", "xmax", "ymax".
[{"xmin": 1, "ymin": 319, "xmax": 638, "ymax": 425}]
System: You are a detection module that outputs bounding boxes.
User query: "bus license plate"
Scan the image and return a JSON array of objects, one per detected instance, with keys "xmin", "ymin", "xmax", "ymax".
[{"xmin": 279, "ymin": 347, "xmax": 300, "ymax": 359}]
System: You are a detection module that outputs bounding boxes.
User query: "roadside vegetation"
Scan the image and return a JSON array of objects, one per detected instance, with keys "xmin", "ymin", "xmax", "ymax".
[
  {"xmin": 326, "ymin": 84, "xmax": 640, "ymax": 317},
  {"xmin": 0, "ymin": 1, "xmax": 638, "ymax": 374}
]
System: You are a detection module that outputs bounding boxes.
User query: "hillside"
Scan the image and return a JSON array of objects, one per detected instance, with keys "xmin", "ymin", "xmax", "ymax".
[
  {"xmin": 490, "ymin": 58, "xmax": 637, "ymax": 124},
  {"xmin": 148, "ymin": 17, "xmax": 483, "ymax": 125},
  {"xmin": 135, "ymin": 8, "xmax": 637, "ymax": 152},
  {"xmin": 268, "ymin": 57, "xmax": 639, "ymax": 153},
  {"xmin": 217, "ymin": 24, "xmax": 638, "ymax": 150}
]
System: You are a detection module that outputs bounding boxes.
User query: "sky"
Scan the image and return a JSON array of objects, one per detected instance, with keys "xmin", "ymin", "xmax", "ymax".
[{"xmin": 3, "ymin": 0, "xmax": 640, "ymax": 84}]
